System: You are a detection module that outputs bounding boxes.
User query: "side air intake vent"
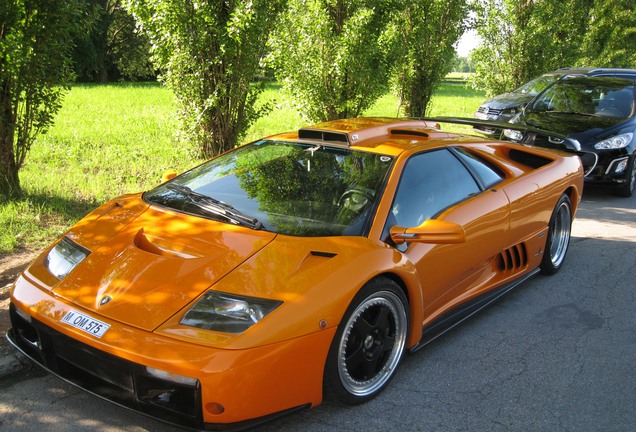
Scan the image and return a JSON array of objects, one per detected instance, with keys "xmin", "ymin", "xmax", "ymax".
[
  {"xmin": 508, "ymin": 149, "xmax": 552, "ymax": 169},
  {"xmin": 390, "ymin": 130, "xmax": 429, "ymax": 138},
  {"xmin": 298, "ymin": 128, "xmax": 350, "ymax": 145},
  {"xmin": 499, "ymin": 243, "xmax": 528, "ymax": 271}
]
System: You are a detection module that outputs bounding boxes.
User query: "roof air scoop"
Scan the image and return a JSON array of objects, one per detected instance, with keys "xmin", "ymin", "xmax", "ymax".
[
  {"xmin": 390, "ymin": 130, "xmax": 430, "ymax": 138},
  {"xmin": 298, "ymin": 128, "xmax": 351, "ymax": 145}
]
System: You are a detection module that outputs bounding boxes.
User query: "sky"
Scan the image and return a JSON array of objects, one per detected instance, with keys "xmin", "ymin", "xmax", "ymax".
[{"xmin": 456, "ymin": 29, "xmax": 480, "ymax": 57}]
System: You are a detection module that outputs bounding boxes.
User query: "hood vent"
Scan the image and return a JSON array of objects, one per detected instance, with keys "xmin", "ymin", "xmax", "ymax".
[
  {"xmin": 499, "ymin": 243, "xmax": 528, "ymax": 271},
  {"xmin": 310, "ymin": 251, "xmax": 337, "ymax": 258}
]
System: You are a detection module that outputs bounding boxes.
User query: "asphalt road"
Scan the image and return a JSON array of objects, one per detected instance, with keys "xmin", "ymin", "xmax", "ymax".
[{"xmin": 1, "ymin": 185, "xmax": 634, "ymax": 432}]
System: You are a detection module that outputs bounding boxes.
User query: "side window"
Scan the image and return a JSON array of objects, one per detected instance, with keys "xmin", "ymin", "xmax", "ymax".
[
  {"xmin": 390, "ymin": 149, "xmax": 480, "ymax": 229},
  {"xmin": 454, "ymin": 148, "xmax": 504, "ymax": 188}
]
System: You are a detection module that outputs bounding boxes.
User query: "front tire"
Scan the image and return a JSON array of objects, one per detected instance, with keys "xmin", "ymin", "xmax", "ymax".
[
  {"xmin": 324, "ymin": 277, "xmax": 409, "ymax": 405},
  {"xmin": 540, "ymin": 193, "xmax": 572, "ymax": 275}
]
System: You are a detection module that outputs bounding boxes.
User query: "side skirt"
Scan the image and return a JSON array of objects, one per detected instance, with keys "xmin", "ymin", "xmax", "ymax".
[{"xmin": 409, "ymin": 268, "xmax": 540, "ymax": 354}]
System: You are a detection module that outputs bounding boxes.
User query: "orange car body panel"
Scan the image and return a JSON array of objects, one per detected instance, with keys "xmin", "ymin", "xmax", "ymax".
[
  {"xmin": 55, "ymin": 204, "xmax": 275, "ymax": 331},
  {"xmin": 9, "ymin": 117, "xmax": 584, "ymax": 427},
  {"xmin": 10, "ymin": 274, "xmax": 333, "ymax": 423}
]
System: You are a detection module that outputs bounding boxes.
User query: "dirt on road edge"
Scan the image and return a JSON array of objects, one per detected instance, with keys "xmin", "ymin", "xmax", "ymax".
[{"xmin": 1, "ymin": 249, "xmax": 41, "ymax": 376}]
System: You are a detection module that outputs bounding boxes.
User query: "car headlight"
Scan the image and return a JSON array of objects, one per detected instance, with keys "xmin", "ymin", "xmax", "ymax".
[
  {"xmin": 46, "ymin": 237, "xmax": 90, "ymax": 279},
  {"xmin": 594, "ymin": 133, "xmax": 633, "ymax": 150},
  {"xmin": 503, "ymin": 129, "xmax": 524, "ymax": 141},
  {"xmin": 500, "ymin": 108, "xmax": 517, "ymax": 117},
  {"xmin": 180, "ymin": 291, "xmax": 282, "ymax": 334}
]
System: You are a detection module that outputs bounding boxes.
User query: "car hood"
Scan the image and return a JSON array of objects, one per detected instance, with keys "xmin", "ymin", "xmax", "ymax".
[
  {"xmin": 54, "ymin": 200, "xmax": 276, "ymax": 332},
  {"xmin": 154, "ymin": 233, "xmax": 396, "ymax": 349},
  {"xmin": 523, "ymin": 111, "xmax": 632, "ymax": 147},
  {"xmin": 481, "ymin": 92, "xmax": 534, "ymax": 110}
]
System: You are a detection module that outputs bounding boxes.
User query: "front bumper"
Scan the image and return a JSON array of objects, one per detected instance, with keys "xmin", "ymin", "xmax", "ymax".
[
  {"xmin": 505, "ymin": 132, "xmax": 633, "ymax": 186},
  {"xmin": 583, "ymin": 150, "xmax": 633, "ymax": 186},
  {"xmin": 8, "ymin": 274, "xmax": 335, "ymax": 430}
]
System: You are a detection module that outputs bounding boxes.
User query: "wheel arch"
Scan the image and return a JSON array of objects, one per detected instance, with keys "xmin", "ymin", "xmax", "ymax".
[{"xmin": 564, "ymin": 185, "xmax": 580, "ymax": 217}]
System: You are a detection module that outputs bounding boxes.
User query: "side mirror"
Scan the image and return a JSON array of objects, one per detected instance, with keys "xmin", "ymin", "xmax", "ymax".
[
  {"xmin": 161, "ymin": 169, "xmax": 177, "ymax": 183},
  {"xmin": 390, "ymin": 220, "xmax": 466, "ymax": 245}
]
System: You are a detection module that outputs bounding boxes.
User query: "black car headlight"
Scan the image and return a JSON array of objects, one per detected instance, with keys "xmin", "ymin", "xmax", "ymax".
[
  {"xmin": 594, "ymin": 133, "xmax": 633, "ymax": 150},
  {"xmin": 45, "ymin": 237, "xmax": 90, "ymax": 279},
  {"xmin": 180, "ymin": 291, "xmax": 282, "ymax": 334}
]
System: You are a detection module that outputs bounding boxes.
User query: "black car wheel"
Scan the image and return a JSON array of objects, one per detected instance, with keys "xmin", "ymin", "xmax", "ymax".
[
  {"xmin": 540, "ymin": 193, "xmax": 572, "ymax": 275},
  {"xmin": 612, "ymin": 155, "xmax": 636, "ymax": 198},
  {"xmin": 324, "ymin": 277, "xmax": 409, "ymax": 405}
]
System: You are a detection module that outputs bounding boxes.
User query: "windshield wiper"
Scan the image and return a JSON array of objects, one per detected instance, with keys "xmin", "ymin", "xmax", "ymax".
[
  {"xmin": 544, "ymin": 110, "xmax": 601, "ymax": 117},
  {"xmin": 166, "ymin": 184, "xmax": 263, "ymax": 229}
]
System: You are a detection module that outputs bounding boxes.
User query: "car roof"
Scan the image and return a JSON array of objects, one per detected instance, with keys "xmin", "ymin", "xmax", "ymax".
[
  {"xmin": 267, "ymin": 117, "xmax": 483, "ymax": 157},
  {"xmin": 555, "ymin": 67, "xmax": 636, "ymax": 78}
]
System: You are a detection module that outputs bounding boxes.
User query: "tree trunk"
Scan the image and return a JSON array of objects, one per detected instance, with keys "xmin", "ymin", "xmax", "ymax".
[
  {"xmin": 0, "ymin": 155, "xmax": 21, "ymax": 199},
  {"xmin": 0, "ymin": 86, "xmax": 22, "ymax": 199}
]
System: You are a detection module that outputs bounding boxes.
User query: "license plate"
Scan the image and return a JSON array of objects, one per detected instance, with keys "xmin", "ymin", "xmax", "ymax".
[{"xmin": 61, "ymin": 309, "xmax": 110, "ymax": 338}]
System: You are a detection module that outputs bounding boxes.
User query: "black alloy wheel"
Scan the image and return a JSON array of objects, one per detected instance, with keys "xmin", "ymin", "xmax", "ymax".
[{"xmin": 323, "ymin": 277, "xmax": 409, "ymax": 405}]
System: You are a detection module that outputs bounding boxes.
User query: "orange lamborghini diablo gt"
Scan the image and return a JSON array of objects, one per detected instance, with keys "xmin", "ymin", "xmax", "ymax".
[{"xmin": 8, "ymin": 117, "xmax": 583, "ymax": 430}]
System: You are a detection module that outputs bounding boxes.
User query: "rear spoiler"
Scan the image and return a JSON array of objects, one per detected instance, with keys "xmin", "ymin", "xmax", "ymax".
[{"xmin": 417, "ymin": 116, "xmax": 582, "ymax": 152}]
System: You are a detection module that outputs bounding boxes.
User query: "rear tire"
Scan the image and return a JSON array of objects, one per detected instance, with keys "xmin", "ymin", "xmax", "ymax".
[
  {"xmin": 540, "ymin": 193, "xmax": 572, "ymax": 275},
  {"xmin": 612, "ymin": 155, "xmax": 635, "ymax": 198},
  {"xmin": 323, "ymin": 277, "xmax": 409, "ymax": 405}
]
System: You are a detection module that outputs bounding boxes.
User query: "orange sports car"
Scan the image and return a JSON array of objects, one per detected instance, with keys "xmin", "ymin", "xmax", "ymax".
[{"xmin": 8, "ymin": 117, "xmax": 583, "ymax": 430}]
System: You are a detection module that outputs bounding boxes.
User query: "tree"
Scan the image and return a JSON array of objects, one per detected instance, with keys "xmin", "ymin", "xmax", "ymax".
[
  {"xmin": 392, "ymin": 0, "xmax": 467, "ymax": 117},
  {"xmin": 453, "ymin": 56, "xmax": 475, "ymax": 73},
  {"xmin": 470, "ymin": 0, "xmax": 542, "ymax": 95},
  {"xmin": 73, "ymin": 0, "xmax": 154, "ymax": 83},
  {"xmin": 577, "ymin": 0, "xmax": 636, "ymax": 68},
  {"xmin": 0, "ymin": 0, "xmax": 86, "ymax": 199},
  {"xmin": 268, "ymin": 0, "xmax": 394, "ymax": 122},
  {"xmin": 470, "ymin": 0, "xmax": 592, "ymax": 96},
  {"xmin": 126, "ymin": 0, "xmax": 285, "ymax": 159}
]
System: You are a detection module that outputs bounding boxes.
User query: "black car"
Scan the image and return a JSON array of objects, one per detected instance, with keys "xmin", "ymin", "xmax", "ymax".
[
  {"xmin": 502, "ymin": 69, "xmax": 636, "ymax": 197},
  {"xmin": 473, "ymin": 69, "xmax": 573, "ymax": 136}
]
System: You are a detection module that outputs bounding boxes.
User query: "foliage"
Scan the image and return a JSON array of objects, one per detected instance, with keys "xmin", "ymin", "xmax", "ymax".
[
  {"xmin": 577, "ymin": 0, "xmax": 636, "ymax": 68},
  {"xmin": 391, "ymin": 0, "xmax": 467, "ymax": 117},
  {"xmin": 0, "ymin": 0, "xmax": 87, "ymax": 199},
  {"xmin": 268, "ymin": 0, "xmax": 395, "ymax": 122},
  {"xmin": 1, "ymin": 80, "xmax": 486, "ymax": 253},
  {"xmin": 1, "ymin": 82, "xmax": 184, "ymax": 253},
  {"xmin": 73, "ymin": 0, "xmax": 154, "ymax": 83},
  {"xmin": 469, "ymin": 0, "xmax": 592, "ymax": 96},
  {"xmin": 126, "ymin": 0, "xmax": 286, "ymax": 159},
  {"xmin": 453, "ymin": 56, "xmax": 475, "ymax": 73}
]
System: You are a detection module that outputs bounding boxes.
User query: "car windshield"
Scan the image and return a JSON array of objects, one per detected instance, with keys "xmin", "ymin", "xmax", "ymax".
[
  {"xmin": 144, "ymin": 141, "xmax": 394, "ymax": 237},
  {"xmin": 513, "ymin": 74, "xmax": 561, "ymax": 96},
  {"xmin": 529, "ymin": 76, "xmax": 635, "ymax": 119}
]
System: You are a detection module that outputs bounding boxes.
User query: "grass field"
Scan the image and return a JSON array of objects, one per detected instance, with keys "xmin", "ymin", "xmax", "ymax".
[{"xmin": 0, "ymin": 78, "xmax": 486, "ymax": 253}]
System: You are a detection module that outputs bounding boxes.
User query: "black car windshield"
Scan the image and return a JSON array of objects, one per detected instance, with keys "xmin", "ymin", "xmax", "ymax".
[
  {"xmin": 529, "ymin": 76, "xmax": 635, "ymax": 119},
  {"xmin": 513, "ymin": 73, "xmax": 561, "ymax": 96},
  {"xmin": 144, "ymin": 141, "xmax": 394, "ymax": 237}
]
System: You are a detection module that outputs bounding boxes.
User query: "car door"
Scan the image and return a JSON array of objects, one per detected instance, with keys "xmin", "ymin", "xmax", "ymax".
[{"xmin": 384, "ymin": 148, "xmax": 511, "ymax": 325}]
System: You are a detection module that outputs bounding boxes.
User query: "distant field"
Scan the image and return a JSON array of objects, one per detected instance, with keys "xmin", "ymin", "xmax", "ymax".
[{"xmin": 1, "ymin": 79, "xmax": 486, "ymax": 253}]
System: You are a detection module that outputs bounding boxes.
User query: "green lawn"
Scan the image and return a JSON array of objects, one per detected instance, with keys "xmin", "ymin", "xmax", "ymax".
[{"xmin": 1, "ymin": 79, "xmax": 486, "ymax": 253}]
